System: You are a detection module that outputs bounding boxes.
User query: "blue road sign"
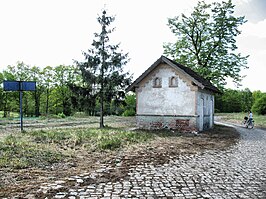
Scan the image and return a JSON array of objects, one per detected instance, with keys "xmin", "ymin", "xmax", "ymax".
[
  {"xmin": 3, "ymin": 81, "xmax": 36, "ymax": 91},
  {"xmin": 22, "ymin": 81, "xmax": 36, "ymax": 91},
  {"xmin": 3, "ymin": 81, "xmax": 20, "ymax": 91},
  {"xmin": 3, "ymin": 80, "xmax": 36, "ymax": 131}
]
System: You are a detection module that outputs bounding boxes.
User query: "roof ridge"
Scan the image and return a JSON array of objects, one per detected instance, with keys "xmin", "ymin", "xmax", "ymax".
[{"xmin": 126, "ymin": 55, "xmax": 220, "ymax": 93}]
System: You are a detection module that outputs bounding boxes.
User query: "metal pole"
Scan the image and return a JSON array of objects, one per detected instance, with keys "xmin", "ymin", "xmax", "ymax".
[{"xmin": 20, "ymin": 89, "xmax": 23, "ymax": 132}]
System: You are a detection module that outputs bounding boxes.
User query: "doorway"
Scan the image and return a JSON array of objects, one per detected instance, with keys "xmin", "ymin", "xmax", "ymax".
[{"xmin": 199, "ymin": 98, "xmax": 204, "ymax": 131}]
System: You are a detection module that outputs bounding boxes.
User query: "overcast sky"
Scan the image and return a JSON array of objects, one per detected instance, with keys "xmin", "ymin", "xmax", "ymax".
[{"xmin": 0, "ymin": 0, "xmax": 265, "ymax": 91}]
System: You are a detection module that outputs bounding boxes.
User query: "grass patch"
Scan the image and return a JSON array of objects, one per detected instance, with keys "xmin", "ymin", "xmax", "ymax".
[
  {"xmin": 0, "ymin": 127, "xmax": 154, "ymax": 169},
  {"xmin": 96, "ymin": 130, "xmax": 153, "ymax": 150},
  {"xmin": 0, "ymin": 135, "xmax": 63, "ymax": 169},
  {"xmin": 216, "ymin": 112, "xmax": 266, "ymax": 128},
  {"xmin": 1, "ymin": 116, "xmax": 239, "ymax": 171},
  {"xmin": 27, "ymin": 128, "xmax": 154, "ymax": 151},
  {"xmin": 0, "ymin": 111, "xmax": 20, "ymax": 118}
]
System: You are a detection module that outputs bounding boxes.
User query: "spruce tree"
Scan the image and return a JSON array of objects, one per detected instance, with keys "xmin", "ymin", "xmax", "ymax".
[{"xmin": 75, "ymin": 10, "xmax": 131, "ymax": 128}]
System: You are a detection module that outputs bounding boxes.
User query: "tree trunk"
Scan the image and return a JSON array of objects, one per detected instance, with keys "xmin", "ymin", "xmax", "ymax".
[
  {"xmin": 100, "ymin": 92, "xmax": 104, "ymax": 128},
  {"xmin": 100, "ymin": 68, "xmax": 104, "ymax": 128},
  {"xmin": 46, "ymin": 88, "xmax": 49, "ymax": 117},
  {"xmin": 100, "ymin": 30, "xmax": 105, "ymax": 128},
  {"xmin": 24, "ymin": 94, "xmax": 28, "ymax": 117},
  {"xmin": 35, "ymin": 91, "xmax": 40, "ymax": 117},
  {"xmin": 3, "ymin": 93, "xmax": 7, "ymax": 118}
]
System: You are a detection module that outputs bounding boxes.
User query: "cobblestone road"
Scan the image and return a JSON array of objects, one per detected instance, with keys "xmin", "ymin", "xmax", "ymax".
[{"xmin": 38, "ymin": 126, "xmax": 266, "ymax": 198}]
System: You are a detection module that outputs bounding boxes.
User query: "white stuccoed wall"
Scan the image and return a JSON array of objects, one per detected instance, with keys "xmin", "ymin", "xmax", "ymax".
[
  {"xmin": 137, "ymin": 64, "xmax": 196, "ymax": 116},
  {"xmin": 196, "ymin": 90, "xmax": 214, "ymax": 130}
]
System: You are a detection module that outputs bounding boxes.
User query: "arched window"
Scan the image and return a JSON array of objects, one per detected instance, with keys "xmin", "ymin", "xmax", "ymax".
[
  {"xmin": 153, "ymin": 77, "xmax": 162, "ymax": 88},
  {"xmin": 169, "ymin": 76, "xmax": 178, "ymax": 87}
]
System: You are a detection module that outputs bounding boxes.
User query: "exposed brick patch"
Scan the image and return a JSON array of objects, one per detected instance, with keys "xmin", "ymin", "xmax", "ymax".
[
  {"xmin": 136, "ymin": 115, "xmax": 198, "ymax": 132},
  {"xmin": 168, "ymin": 119, "xmax": 196, "ymax": 132},
  {"xmin": 150, "ymin": 122, "xmax": 163, "ymax": 129}
]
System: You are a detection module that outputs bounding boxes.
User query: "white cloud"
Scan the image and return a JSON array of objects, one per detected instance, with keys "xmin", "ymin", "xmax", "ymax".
[
  {"xmin": 239, "ymin": 19, "xmax": 266, "ymax": 37},
  {"xmin": 234, "ymin": 19, "xmax": 266, "ymax": 92}
]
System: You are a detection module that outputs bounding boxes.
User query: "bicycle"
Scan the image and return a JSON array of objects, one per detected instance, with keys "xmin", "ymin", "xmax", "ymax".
[{"xmin": 244, "ymin": 118, "xmax": 254, "ymax": 129}]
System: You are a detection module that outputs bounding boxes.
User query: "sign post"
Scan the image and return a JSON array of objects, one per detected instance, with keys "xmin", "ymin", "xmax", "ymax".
[
  {"xmin": 20, "ymin": 90, "xmax": 23, "ymax": 131},
  {"xmin": 3, "ymin": 81, "xmax": 36, "ymax": 131}
]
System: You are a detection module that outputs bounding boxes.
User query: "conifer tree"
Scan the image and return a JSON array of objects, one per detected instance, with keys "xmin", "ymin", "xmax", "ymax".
[{"xmin": 75, "ymin": 10, "xmax": 131, "ymax": 128}]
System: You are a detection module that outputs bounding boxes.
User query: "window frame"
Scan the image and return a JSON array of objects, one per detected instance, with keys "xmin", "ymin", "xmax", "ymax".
[
  {"xmin": 169, "ymin": 76, "xmax": 178, "ymax": 87},
  {"xmin": 153, "ymin": 77, "xmax": 162, "ymax": 88}
]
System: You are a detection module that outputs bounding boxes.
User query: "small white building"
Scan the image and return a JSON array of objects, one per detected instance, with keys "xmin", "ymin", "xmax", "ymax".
[{"xmin": 126, "ymin": 56, "xmax": 220, "ymax": 132}]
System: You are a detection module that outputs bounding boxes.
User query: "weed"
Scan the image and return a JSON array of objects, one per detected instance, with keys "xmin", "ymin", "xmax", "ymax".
[
  {"xmin": 28, "ymin": 130, "xmax": 70, "ymax": 144},
  {"xmin": 0, "ymin": 135, "xmax": 63, "ymax": 169},
  {"xmin": 98, "ymin": 137, "xmax": 122, "ymax": 150},
  {"xmin": 96, "ymin": 130, "xmax": 154, "ymax": 150},
  {"xmin": 0, "ymin": 126, "xmax": 156, "ymax": 169},
  {"xmin": 58, "ymin": 112, "xmax": 66, "ymax": 118}
]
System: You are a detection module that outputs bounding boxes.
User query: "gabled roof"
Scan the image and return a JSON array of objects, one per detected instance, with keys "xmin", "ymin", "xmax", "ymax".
[{"xmin": 126, "ymin": 55, "xmax": 220, "ymax": 93}]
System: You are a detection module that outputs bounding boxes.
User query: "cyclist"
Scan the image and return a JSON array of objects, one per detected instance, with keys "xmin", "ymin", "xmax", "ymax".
[{"xmin": 246, "ymin": 111, "xmax": 253, "ymax": 128}]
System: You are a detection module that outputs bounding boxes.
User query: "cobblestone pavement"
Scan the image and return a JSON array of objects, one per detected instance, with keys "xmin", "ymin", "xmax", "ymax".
[{"xmin": 36, "ymin": 126, "xmax": 266, "ymax": 198}]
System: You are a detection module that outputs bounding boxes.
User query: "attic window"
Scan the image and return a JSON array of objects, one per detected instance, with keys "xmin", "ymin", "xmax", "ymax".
[
  {"xmin": 153, "ymin": 77, "xmax": 162, "ymax": 88},
  {"xmin": 169, "ymin": 76, "xmax": 178, "ymax": 87}
]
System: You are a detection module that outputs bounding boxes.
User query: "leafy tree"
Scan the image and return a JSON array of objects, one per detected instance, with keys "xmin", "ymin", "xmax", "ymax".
[
  {"xmin": 53, "ymin": 65, "xmax": 77, "ymax": 116},
  {"xmin": 252, "ymin": 90, "xmax": 264, "ymax": 103},
  {"xmin": 1, "ymin": 64, "xmax": 26, "ymax": 117},
  {"xmin": 75, "ymin": 10, "xmax": 131, "ymax": 127},
  {"xmin": 28, "ymin": 66, "xmax": 45, "ymax": 117},
  {"xmin": 1, "ymin": 63, "xmax": 86, "ymax": 117},
  {"xmin": 0, "ymin": 72, "xmax": 4, "ymax": 114},
  {"xmin": 215, "ymin": 88, "xmax": 252, "ymax": 113},
  {"xmin": 239, "ymin": 88, "xmax": 253, "ymax": 112},
  {"xmin": 5, "ymin": 62, "xmax": 30, "ymax": 81},
  {"xmin": 223, "ymin": 89, "xmax": 242, "ymax": 112},
  {"xmin": 42, "ymin": 66, "xmax": 54, "ymax": 116},
  {"xmin": 4, "ymin": 62, "xmax": 35, "ymax": 116},
  {"xmin": 122, "ymin": 93, "xmax": 136, "ymax": 116},
  {"xmin": 163, "ymin": 0, "xmax": 248, "ymax": 88},
  {"xmin": 252, "ymin": 93, "xmax": 266, "ymax": 115},
  {"xmin": 69, "ymin": 83, "xmax": 97, "ymax": 115}
]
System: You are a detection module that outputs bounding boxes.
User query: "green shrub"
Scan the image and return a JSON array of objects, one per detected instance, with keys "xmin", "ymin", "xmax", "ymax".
[
  {"xmin": 58, "ymin": 112, "xmax": 66, "ymax": 118},
  {"xmin": 73, "ymin": 112, "xmax": 87, "ymax": 118},
  {"xmin": 122, "ymin": 109, "xmax": 135, "ymax": 117},
  {"xmin": 252, "ymin": 95, "xmax": 266, "ymax": 115}
]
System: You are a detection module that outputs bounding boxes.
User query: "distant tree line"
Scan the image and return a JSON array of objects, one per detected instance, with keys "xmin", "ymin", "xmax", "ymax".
[
  {"xmin": 0, "ymin": 10, "xmax": 135, "ymax": 122},
  {"xmin": 0, "ymin": 62, "xmax": 135, "ymax": 118},
  {"xmin": 215, "ymin": 88, "xmax": 266, "ymax": 115},
  {"xmin": 1, "ymin": 62, "xmax": 266, "ymax": 117}
]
